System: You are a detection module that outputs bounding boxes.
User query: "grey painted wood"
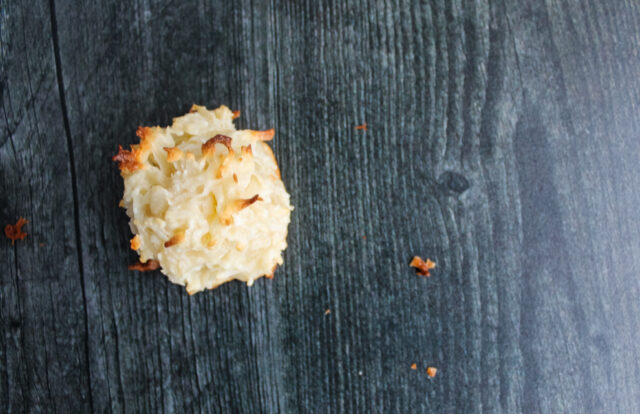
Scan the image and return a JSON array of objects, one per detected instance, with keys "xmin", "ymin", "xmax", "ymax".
[
  {"xmin": 0, "ymin": 1, "xmax": 91, "ymax": 412},
  {"xmin": 2, "ymin": 0, "xmax": 640, "ymax": 412}
]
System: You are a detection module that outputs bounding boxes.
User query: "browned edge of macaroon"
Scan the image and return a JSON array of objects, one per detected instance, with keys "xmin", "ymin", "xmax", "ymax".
[
  {"xmin": 202, "ymin": 134, "xmax": 233, "ymax": 157},
  {"xmin": 220, "ymin": 194, "xmax": 262, "ymax": 225}
]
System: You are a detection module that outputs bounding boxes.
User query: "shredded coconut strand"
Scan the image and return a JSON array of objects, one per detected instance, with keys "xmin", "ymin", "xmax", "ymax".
[{"xmin": 115, "ymin": 105, "xmax": 293, "ymax": 293}]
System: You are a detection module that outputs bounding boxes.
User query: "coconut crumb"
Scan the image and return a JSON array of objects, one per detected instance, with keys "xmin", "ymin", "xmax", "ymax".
[
  {"xmin": 232, "ymin": 110, "xmax": 241, "ymax": 119},
  {"xmin": 410, "ymin": 256, "xmax": 436, "ymax": 277},
  {"xmin": 426, "ymin": 367, "xmax": 437, "ymax": 378},
  {"xmin": 4, "ymin": 217, "xmax": 28, "ymax": 245},
  {"xmin": 355, "ymin": 123, "xmax": 367, "ymax": 131},
  {"xmin": 410, "ymin": 363, "xmax": 417, "ymax": 370},
  {"xmin": 325, "ymin": 309, "xmax": 331, "ymax": 315},
  {"xmin": 128, "ymin": 259, "xmax": 160, "ymax": 272}
]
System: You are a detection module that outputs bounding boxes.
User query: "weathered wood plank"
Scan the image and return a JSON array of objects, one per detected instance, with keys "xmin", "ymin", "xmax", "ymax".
[
  {"xmin": 0, "ymin": 1, "xmax": 91, "ymax": 412},
  {"xmin": 2, "ymin": 0, "xmax": 640, "ymax": 412}
]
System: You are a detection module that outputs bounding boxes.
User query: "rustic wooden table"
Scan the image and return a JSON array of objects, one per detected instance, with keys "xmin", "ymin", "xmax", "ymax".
[{"xmin": 2, "ymin": 1, "xmax": 640, "ymax": 412}]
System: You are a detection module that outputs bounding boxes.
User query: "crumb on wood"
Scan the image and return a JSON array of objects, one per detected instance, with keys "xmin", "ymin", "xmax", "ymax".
[
  {"xmin": 4, "ymin": 217, "xmax": 28, "ymax": 245},
  {"xmin": 410, "ymin": 256, "xmax": 436, "ymax": 277},
  {"xmin": 426, "ymin": 366, "xmax": 437, "ymax": 378},
  {"xmin": 128, "ymin": 259, "xmax": 160, "ymax": 272},
  {"xmin": 325, "ymin": 309, "xmax": 331, "ymax": 315},
  {"xmin": 411, "ymin": 363, "xmax": 417, "ymax": 370},
  {"xmin": 355, "ymin": 123, "xmax": 367, "ymax": 131}
]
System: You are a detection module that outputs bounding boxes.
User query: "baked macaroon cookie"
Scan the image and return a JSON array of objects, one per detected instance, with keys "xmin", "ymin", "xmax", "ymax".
[{"xmin": 113, "ymin": 105, "xmax": 293, "ymax": 294}]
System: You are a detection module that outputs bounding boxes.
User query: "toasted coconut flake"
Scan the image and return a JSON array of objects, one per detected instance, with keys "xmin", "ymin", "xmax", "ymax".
[
  {"xmin": 164, "ymin": 232, "xmax": 185, "ymax": 248},
  {"xmin": 355, "ymin": 123, "xmax": 367, "ymax": 131},
  {"xmin": 112, "ymin": 127, "xmax": 156, "ymax": 173},
  {"xmin": 324, "ymin": 309, "xmax": 331, "ymax": 315},
  {"xmin": 233, "ymin": 173, "xmax": 238, "ymax": 183},
  {"xmin": 129, "ymin": 259, "xmax": 160, "ymax": 272},
  {"xmin": 410, "ymin": 256, "xmax": 436, "ymax": 277},
  {"xmin": 411, "ymin": 363, "xmax": 417, "ymax": 370},
  {"xmin": 248, "ymin": 129, "xmax": 275, "ymax": 141},
  {"xmin": 164, "ymin": 147, "xmax": 183, "ymax": 162},
  {"xmin": 241, "ymin": 145, "xmax": 253, "ymax": 157},
  {"xmin": 220, "ymin": 195, "xmax": 262, "ymax": 225},
  {"xmin": 202, "ymin": 134, "xmax": 233, "ymax": 157},
  {"xmin": 4, "ymin": 217, "xmax": 28, "ymax": 245},
  {"xmin": 426, "ymin": 367, "xmax": 437, "ymax": 378},
  {"xmin": 232, "ymin": 110, "xmax": 241, "ymax": 119},
  {"xmin": 185, "ymin": 152, "xmax": 195, "ymax": 160},
  {"xmin": 130, "ymin": 235, "xmax": 141, "ymax": 250},
  {"xmin": 112, "ymin": 145, "xmax": 142, "ymax": 172}
]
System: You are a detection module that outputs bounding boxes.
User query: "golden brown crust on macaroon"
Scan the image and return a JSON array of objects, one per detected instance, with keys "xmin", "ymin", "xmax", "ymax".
[
  {"xmin": 164, "ymin": 232, "xmax": 185, "ymax": 248},
  {"xmin": 163, "ymin": 147, "xmax": 183, "ymax": 162},
  {"xmin": 220, "ymin": 194, "xmax": 262, "ymax": 225},
  {"xmin": 264, "ymin": 263, "xmax": 277, "ymax": 279},
  {"xmin": 202, "ymin": 135, "xmax": 233, "ymax": 157},
  {"xmin": 241, "ymin": 145, "xmax": 252, "ymax": 157},
  {"xmin": 113, "ymin": 127, "xmax": 156, "ymax": 173}
]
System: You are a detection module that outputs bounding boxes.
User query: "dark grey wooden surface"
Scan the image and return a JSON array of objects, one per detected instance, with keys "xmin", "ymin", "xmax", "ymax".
[{"xmin": 2, "ymin": 0, "xmax": 640, "ymax": 412}]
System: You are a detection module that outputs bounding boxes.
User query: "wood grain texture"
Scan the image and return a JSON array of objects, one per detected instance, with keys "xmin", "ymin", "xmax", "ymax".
[{"xmin": 2, "ymin": 0, "xmax": 640, "ymax": 412}]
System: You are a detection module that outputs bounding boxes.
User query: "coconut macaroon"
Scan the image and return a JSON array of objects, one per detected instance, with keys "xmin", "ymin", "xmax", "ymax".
[{"xmin": 113, "ymin": 105, "xmax": 293, "ymax": 294}]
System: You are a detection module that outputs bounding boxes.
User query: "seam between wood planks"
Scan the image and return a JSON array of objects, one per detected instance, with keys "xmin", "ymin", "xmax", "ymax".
[{"xmin": 47, "ymin": 0, "xmax": 96, "ymax": 411}]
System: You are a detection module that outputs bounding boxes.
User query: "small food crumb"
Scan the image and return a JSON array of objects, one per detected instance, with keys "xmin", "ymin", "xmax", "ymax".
[
  {"xmin": 128, "ymin": 259, "xmax": 160, "ymax": 272},
  {"xmin": 362, "ymin": 235, "xmax": 366, "ymax": 240},
  {"xmin": 231, "ymin": 110, "xmax": 241, "ymax": 119},
  {"xmin": 355, "ymin": 123, "xmax": 367, "ymax": 131},
  {"xmin": 410, "ymin": 256, "xmax": 436, "ymax": 277},
  {"xmin": 39, "ymin": 242, "xmax": 45, "ymax": 247},
  {"xmin": 358, "ymin": 371, "xmax": 363, "ymax": 376},
  {"xmin": 5, "ymin": 217, "xmax": 28, "ymax": 245},
  {"xmin": 426, "ymin": 366, "xmax": 437, "ymax": 378},
  {"xmin": 325, "ymin": 309, "xmax": 331, "ymax": 315},
  {"xmin": 410, "ymin": 363, "xmax": 417, "ymax": 370}
]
